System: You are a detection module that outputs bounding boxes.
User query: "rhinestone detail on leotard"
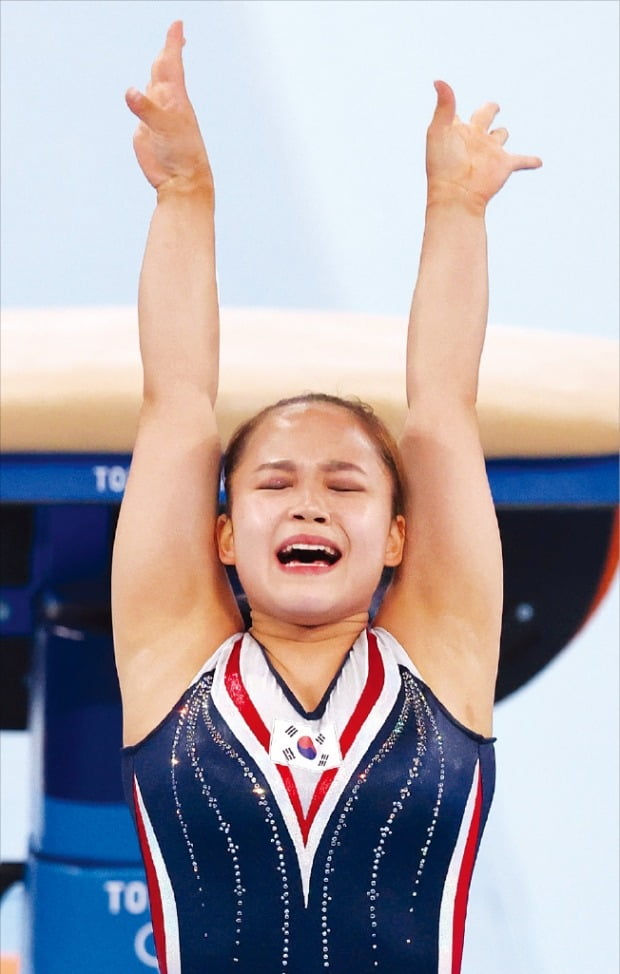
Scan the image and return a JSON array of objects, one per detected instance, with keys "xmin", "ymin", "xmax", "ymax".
[
  {"xmin": 201, "ymin": 674, "xmax": 292, "ymax": 973},
  {"xmin": 172, "ymin": 677, "xmax": 246, "ymax": 962}
]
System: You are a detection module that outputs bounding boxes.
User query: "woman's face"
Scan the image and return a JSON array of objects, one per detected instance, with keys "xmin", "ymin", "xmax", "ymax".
[{"xmin": 217, "ymin": 403, "xmax": 405, "ymax": 627}]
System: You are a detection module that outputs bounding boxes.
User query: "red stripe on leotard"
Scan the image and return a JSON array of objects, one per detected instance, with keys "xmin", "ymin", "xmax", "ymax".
[
  {"xmin": 451, "ymin": 767, "xmax": 483, "ymax": 974},
  {"xmin": 304, "ymin": 631, "xmax": 385, "ymax": 834},
  {"xmin": 133, "ymin": 776, "xmax": 168, "ymax": 974},
  {"xmin": 224, "ymin": 631, "xmax": 385, "ymax": 845}
]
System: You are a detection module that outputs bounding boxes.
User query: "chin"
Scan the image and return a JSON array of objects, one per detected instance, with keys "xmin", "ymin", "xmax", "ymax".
[{"xmin": 263, "ymin": 595, "xmax": 367, "ymax": 628}]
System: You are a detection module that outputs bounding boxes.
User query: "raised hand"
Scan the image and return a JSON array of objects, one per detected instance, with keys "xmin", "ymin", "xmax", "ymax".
[
  {"xmin": 126, "ymin": 21, "xmax": 213, "ymax": 195},
  {"xmin": 426, "ymin": 81, "xmax": 542, "ymax": 212}
]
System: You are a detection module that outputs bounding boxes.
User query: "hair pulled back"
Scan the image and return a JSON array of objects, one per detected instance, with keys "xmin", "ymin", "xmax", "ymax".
[{"xmin": 222, "ymin": 393, "xmax": 406, "ymax": 517}]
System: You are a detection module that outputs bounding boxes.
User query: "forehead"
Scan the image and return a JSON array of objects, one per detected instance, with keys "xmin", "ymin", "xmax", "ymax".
[{"xmin": 241, "ymin": 403, "xmax": 382, "ymax": 467}]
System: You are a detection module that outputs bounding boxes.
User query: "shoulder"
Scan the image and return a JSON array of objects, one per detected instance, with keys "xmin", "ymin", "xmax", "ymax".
[
  {"xmin": 371, "ymin": 626, "xmax": 423, "ymax": 678},
  {"xmin": 189, "ymin": 631, "xmax": 244, "ymax": 684},
  {"xmin": 371, "ymin": 627, "xmax": 496, "ymax": 745},
  {"xmin": 122, "ymin": 631, "xmax": 245, "ymax": 749}
]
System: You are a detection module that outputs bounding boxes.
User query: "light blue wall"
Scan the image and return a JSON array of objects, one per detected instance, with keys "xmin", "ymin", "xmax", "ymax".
[
  {"xmin": 1, "ymin": 0, "xmax": 618, "ymax": 336},
  {"xmin": 1, "ymin": 2, "xmax": 618, "ymax": 973}
]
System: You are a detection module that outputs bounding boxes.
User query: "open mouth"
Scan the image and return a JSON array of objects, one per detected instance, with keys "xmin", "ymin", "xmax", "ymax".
[{"xmin": 277, "ymin": 542, "xmax": 342, "ymax": 568}]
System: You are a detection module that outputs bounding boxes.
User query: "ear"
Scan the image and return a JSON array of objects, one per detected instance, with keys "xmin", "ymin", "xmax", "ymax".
[
  {"xmin": 384, "ymin": 515, "xmax": 406, "ymax": 567},
  {"xmin": 216, "ymin": 513, "xmax": 236, "ymax": 565}
]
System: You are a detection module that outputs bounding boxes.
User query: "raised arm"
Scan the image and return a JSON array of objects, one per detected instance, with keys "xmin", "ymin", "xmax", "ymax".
[
  {"xmin": 376, "ymin": 82, "xmax": 541, "ymax": 735},
  {"xmin": 112, "ymin": 23, "xmax": 241, "ymax": 745},
  {"xmin": 125, "ymin": 21, "xmax": 219, "ymax": 405}
]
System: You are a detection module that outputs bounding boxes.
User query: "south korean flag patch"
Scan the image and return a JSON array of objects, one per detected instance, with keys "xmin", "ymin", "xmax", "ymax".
[{"xmin": 270, "ymin": 719, "xmax": 342, "ymax": 772}]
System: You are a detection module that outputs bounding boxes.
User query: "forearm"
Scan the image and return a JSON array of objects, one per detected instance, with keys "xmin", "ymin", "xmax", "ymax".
[
  {"xmin": 405, "ymin": 81, "xmax": 541, "ymax": 418},
  {"xmin": 139, "ymin": 185, "xmax": 219, "ymax": 407},
  {"xmin": 406, "ymin": 198, "xmax": 488, "ymax": 413}
]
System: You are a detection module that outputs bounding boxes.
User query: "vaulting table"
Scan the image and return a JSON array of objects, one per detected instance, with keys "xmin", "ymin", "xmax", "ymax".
[{"xmin": 1, "ymin": 306, "xmax": 618, "ymax": 973}]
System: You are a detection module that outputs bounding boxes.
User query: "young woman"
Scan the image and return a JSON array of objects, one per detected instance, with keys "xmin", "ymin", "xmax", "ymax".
[{"xmin": 113, "ymin": 21, "xmax": 541, "ymax": 974}]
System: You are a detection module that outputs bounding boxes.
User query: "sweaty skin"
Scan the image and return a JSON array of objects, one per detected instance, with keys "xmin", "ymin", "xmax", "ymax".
[
  {"xmin": 113, "ymin": 21, "xmax": 541, "ymax": 746},
  {"xmin": 113, "ymin": 21, "xmax": 541, "ymax": 974}
]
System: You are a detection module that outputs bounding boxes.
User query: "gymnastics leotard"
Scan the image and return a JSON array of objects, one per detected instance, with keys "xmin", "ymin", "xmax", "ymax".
[{"xmin": 122, "ymin": 627, "xmax": 495, "ymax": 974}]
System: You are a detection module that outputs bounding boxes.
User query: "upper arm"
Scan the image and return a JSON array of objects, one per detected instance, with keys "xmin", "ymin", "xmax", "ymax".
[
  {"xmin": 112, "ymin": 397, "xmax": 242, "ymax": 744},
  {"xmin": 375, "ymin": 407, "xmax": 502, "ymax": 734}
]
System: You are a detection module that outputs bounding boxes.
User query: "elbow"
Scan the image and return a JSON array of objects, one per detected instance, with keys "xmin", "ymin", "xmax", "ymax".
[{"xmin": 401, "ymin": 398, "xmax": 480, "ymax": 444}]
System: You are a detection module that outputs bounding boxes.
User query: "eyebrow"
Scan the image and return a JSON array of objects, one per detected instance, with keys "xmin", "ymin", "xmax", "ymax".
[{"xmin": 254, "ymin": 460, "xmax": 367, "ymax": 475}]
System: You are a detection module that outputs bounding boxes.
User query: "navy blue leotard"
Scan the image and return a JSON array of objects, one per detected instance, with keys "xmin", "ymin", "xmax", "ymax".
[{"xmin": 122, "ymin": 627, "xmax": 495, "ymax": 974}]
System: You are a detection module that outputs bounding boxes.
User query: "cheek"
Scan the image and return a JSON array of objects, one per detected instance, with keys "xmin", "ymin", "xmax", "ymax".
[
  {"xmin": 228, "ymin": 498, "xmax": 277, "ymax": 557},
  {"xmin": 346, "ymin": 503, "xmax": 393, "ymax": 550},
  {"xmin": 356, "ymin": 490, "xmax": 393, "ymax": 527}
]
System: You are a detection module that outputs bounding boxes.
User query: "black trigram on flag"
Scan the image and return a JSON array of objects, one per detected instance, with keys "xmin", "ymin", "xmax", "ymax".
[{"xmin": 269, "ymin": 720, "xmax": 343, "ymax": 772}]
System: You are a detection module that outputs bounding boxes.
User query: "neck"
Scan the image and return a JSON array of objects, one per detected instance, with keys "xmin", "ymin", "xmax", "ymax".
[
  {"xmin": 249, "ymin": 610, "xmax": 369, "ymax": 711},
  {"xmin": 249, "ymin": 609, "xmax": 368, "ymax": 654}
]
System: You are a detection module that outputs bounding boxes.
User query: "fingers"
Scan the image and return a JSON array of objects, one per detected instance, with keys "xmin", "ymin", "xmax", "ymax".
[
  {"xmin": 470, "ymin": 104, "xmax": 542, "ymax": 171},
  {"xmin": 488, "ymin": 123, "xmax": 543, "ymax": 171},
  {"xmin": 150, "ymin": 20, "xmax": 186, "ymax": 88},
  {"xmin": 471, "ymin": 102, "xmax": 500, "ymax": 131},
  {"xmin": 490, "ymin": 127, "xmax": 509, "ymax": 147},
  {"xmin": 125, "ymin": 87, "xmax": 162, "ymax": 128},
  {"xmin": 510, "ymin": 154, "xmax": 543, "ymax": 172},
  {"xmin": 126, "ymin": 22, "xmax": 187, "ymax": 124},
  {"xmin": 430, "ymin": 80, "xmax": 456, "ymax": 127},
  {"xmin": 164, "ymin": 20, "xmax": 185, "ymax": 51}
]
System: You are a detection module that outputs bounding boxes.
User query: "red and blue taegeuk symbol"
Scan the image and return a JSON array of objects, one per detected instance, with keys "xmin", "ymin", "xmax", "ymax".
[{"xmin": 297, "ymin": 735, "xmax": 317, "ymax": 760}]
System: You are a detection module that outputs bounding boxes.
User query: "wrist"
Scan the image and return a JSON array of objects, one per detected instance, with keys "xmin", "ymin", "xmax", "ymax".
[
  {"xmin": 426, "ymin": 179, "xmax": 488, "ymax": 218},
  {"xmin": 156, "ymin": 168, "xmax": 215, "ymax": 207}
]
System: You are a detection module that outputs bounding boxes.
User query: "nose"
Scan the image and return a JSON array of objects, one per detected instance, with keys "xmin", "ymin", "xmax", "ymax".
[
  {"xmin": 292, "ymin": 509, "xmax": 328, "ymax": 524},
  {"xmin": 290, "ymin": 488, "xmax": 330, "ymax": 524}
]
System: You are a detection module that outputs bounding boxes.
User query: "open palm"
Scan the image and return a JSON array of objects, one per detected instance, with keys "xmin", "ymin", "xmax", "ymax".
[
  {"xmin": 126, "ymin": 21, "xmax": 212, "ymax": 193},
  {"xmin": 426, "ymin": 81, "xmax": 542, "ymax": 211}
]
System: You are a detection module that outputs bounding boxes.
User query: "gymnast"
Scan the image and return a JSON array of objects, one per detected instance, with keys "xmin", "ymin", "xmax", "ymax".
[{"xmin": 113, "ymin": 21, "xmax": 541, "ymax": 974}]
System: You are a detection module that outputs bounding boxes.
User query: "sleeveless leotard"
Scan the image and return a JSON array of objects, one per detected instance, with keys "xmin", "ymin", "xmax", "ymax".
[{"xmin": 122, "ymin": 628, "xmax": 495, "ymax": 974}]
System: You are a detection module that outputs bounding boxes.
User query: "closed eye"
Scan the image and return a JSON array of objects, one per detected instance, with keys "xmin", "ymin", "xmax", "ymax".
[
  {"xmin": 258, "ymin": 480, "xmax": 292, "ymax": 490},
  {"xmin": 328, "ymin": 483, "xmax": 365, "ymax": 493}
]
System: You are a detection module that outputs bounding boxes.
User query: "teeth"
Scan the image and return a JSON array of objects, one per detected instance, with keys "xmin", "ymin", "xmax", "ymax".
[
  {"xmin": 281, "ymin": 543, "xmax": 337, "ymax": 556},
  {"xmin": 278, "ymin": 542, "xmax": 341, "ymax": 566}
]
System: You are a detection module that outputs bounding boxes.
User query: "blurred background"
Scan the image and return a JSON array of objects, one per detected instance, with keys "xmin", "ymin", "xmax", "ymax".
[{"xmin": 1, "ymin": 2, "xmax": 618, "ymax": 972}]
